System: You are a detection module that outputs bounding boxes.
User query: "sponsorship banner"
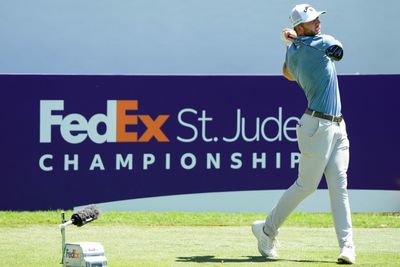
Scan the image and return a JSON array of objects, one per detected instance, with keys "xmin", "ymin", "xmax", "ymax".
[{"xmin": 1, "ymin": 75, "xmax": 399, "ymax": 210}]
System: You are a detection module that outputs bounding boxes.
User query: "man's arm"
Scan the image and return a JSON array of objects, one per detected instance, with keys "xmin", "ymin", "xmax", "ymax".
[
  {"xmin": 282, "ymin": 62, "xmax": 296, "ymax": 81},
  {"xmin": 281, "ymin": 28, "xmax": 297, "ymax": 81}
]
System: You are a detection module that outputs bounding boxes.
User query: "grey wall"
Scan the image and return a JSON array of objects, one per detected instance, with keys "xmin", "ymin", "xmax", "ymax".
[{"xmin": 1, "ymin": 0, "xmax": 399, "ymax": 74}]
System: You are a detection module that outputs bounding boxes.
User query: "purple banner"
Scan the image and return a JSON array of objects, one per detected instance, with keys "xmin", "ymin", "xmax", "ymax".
[{"xmin": 1, "ymin": 75, "xmax": 399, "ymax": 210}]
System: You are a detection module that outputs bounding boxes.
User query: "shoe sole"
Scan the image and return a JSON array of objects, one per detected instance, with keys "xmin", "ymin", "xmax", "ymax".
[{"xmin": 337, "ymin": 256, "xmax": 355, "ymax": 264}]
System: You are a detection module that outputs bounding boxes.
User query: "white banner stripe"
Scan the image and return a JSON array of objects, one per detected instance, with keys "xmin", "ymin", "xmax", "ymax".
[{"xmin": 76, "ymin": 190, "xmax": 400, "ymax": 213}]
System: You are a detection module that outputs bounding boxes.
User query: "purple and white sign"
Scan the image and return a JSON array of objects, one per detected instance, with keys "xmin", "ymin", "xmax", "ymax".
[{"xmin": 1, "ymin": 75, "xmax": 399, "ymax": 210}]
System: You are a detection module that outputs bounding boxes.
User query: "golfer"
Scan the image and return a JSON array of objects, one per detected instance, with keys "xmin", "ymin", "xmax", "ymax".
[{"xmin": 252, "ymin": 4, "xmax": 356, "ymax": 264}]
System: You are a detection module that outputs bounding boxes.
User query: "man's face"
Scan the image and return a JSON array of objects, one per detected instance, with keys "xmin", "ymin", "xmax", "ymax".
[{"xmin": 299, "ymin": 17, "xmax": 321, "ymax": 36}]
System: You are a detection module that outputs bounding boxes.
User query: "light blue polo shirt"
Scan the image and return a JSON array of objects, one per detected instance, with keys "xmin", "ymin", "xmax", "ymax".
[{"xmin": 286, "ymin": 34, "xmax": 343, "ymax": 116}]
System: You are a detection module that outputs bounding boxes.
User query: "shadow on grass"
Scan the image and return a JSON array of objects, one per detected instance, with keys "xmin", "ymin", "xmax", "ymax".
[{"xmin": 176, "ymin": 255, "xmax": 337, "ymax": 264}]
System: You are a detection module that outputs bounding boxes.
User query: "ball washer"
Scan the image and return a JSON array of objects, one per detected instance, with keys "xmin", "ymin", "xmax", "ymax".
[{"xmin": 59, "ymin": 205, "xmax": 108, "ymax": 267}]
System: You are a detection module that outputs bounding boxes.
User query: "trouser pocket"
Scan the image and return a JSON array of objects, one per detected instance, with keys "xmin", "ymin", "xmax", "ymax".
[
  {"xmin": 296, "ymin": 114, "xmax": 320, "ymax": 138},
  {"xmin": 296, "ymin": 114, "xmax": 330, "ymax": 156}
]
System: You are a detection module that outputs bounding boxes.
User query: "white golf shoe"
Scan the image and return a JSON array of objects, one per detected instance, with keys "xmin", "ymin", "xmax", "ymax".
[
  {"xmin": 251, "ymin": 220, "xmax": 278, "ymax": 258},
  {"xmin": 337, "ymin": 245, "xmax": 356, "ymax": 264}
]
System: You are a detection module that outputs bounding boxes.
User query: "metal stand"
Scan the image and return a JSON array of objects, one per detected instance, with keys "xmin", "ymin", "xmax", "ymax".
[{"xmin": 59, "ymin": 211, "xmax": 72, "ymax": 264}]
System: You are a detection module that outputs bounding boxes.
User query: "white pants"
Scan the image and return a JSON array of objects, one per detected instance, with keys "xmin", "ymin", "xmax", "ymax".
[{"xmin": 264, "ymin": 113, "xmax": 354, "ymax": 248}]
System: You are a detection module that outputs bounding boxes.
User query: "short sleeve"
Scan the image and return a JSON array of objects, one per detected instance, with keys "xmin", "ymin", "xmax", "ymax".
[{"xmin": 321, "ymin": 34, "xmax": 343, "ymax": 49}]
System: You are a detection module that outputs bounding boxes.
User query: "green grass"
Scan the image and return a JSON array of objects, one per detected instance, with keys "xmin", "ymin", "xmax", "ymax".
[
  {"xmin": 0, "ymin": 212, "xmax": 399, "ymax": 266},
  {"xmin": 1, "ymin": 211, "xmax": 400, "ymax": 227}
]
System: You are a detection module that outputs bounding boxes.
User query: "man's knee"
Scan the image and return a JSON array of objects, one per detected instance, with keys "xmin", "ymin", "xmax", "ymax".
[{"xmin": 294, "ymin": 179, "xmax": 318, "ymax": 196}]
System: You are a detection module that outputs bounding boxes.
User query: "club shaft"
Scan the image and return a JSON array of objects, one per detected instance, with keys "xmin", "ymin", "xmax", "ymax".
[{"xmin": 294, "ymin": 39, "xmax": 325, "ymax": 52}]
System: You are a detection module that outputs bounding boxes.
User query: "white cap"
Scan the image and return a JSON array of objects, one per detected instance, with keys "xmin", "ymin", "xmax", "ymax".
[{"xmin": 290, "ymin": 4, "xmax": 326, "ymax": 27}]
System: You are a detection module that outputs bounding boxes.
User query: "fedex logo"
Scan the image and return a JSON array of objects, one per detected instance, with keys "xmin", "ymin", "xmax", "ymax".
[{"xmin": 40, "ymin": 100, "xmax": 170, "ymax": 144}]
